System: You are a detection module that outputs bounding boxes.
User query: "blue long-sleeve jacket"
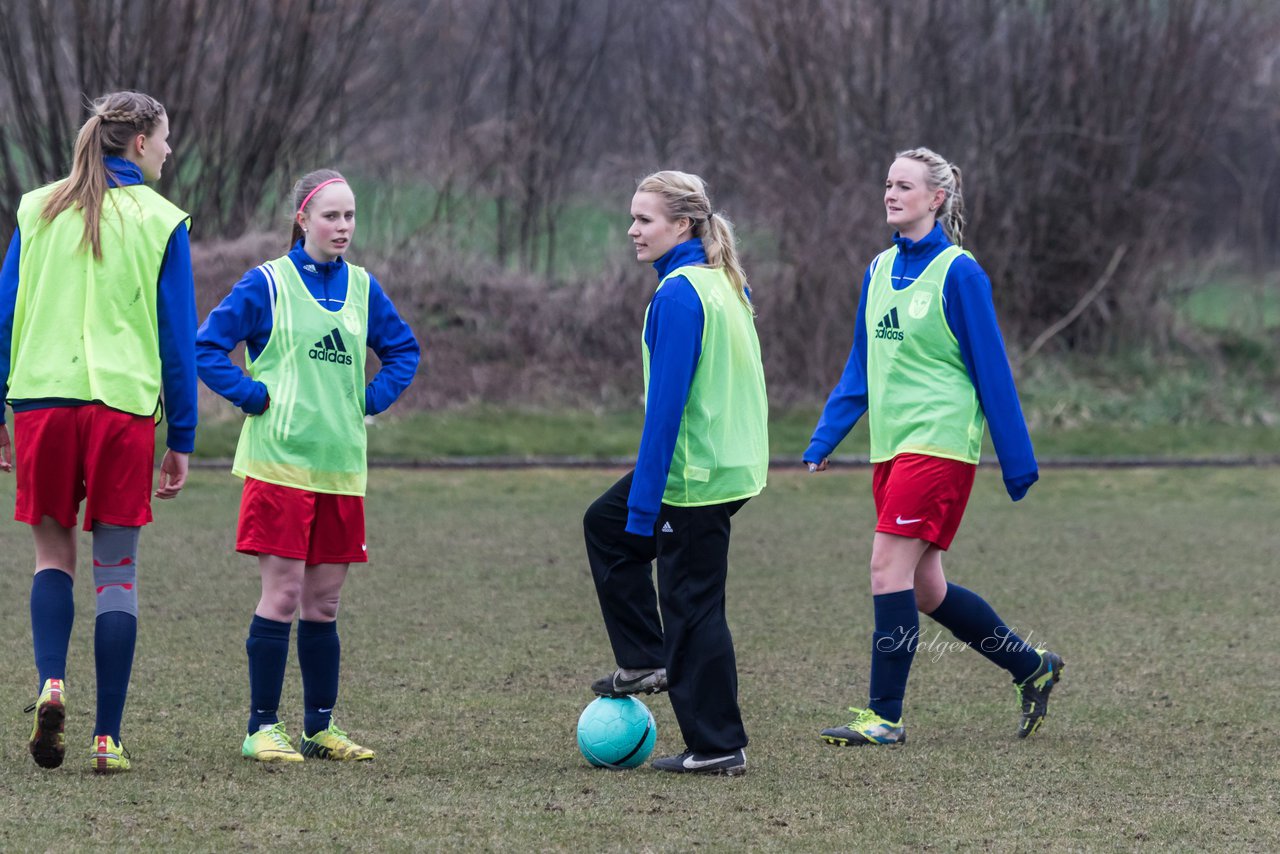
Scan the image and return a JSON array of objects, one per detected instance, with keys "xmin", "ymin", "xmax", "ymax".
[
  {"xmin": 196, "ymin": 241, "xmax": 420, "ymax": 417},
  {"xmin": 804, "ymin": 224, "xmax": 1038, "ymax": 501},
  {"xmin": 626, "ymin": 238, "xmax": 709, "ymax": 535},
  {"xmin": 0, "ymin": 157, "xmax": 198, "ymax": 453}
]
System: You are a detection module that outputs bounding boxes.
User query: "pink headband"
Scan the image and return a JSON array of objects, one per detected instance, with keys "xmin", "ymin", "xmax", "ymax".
[{"xmin": 297, "ymin": 177, "xmax": 347, "ymax": 215}]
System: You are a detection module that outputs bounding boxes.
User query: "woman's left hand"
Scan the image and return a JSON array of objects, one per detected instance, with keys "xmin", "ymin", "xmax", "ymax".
[{"xmin": 155, "ymin": 450, "xmax": 189, "ymax": 498}]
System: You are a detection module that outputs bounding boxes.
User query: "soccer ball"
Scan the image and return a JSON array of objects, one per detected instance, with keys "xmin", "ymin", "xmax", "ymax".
[{"xmin": 576, "ymin": 696, "xmax": 656, "ymax": 769}]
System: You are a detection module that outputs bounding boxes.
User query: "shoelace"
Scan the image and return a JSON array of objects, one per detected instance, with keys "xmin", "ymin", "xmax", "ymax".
[
  {"xmin": 325, "ymin": 724, "xmax": 352, "ymax": 742},
  {"xmin": 1015, "ymin": 674, "xmax": 1041, "ymax": 703},
  {"xmin": 321, "ymin": 725, "xmax": 364, "ymax": 752},
  {"xmin": 264, "ymin": 723, "xmax": 294, "ymax": 748},
  {"xmin": 844, "ymin": 706, "xmax": 875, "ymax": 727}
]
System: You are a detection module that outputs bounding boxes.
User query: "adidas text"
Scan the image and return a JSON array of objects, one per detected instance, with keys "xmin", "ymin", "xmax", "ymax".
[
  {"xmin": 308, "ymin": 348, "xmax": 354, "ymax": 365},
  {"xmin": 309, "ymin": 327, "xmax": 354, "ymax": 365},
  {"xmin": 875, "ymin": 307, "xmax": 904, "ymax": 340}
]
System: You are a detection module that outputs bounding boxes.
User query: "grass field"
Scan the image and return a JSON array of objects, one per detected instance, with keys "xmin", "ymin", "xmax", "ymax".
[
  {"xmin": 346, "ymin": 174, "xmax": 620, "ymax": 278},
  {"xmin": 190, "ymin": 407, "xmax": 1280, "ymax": 462},
  {"xmin": 0, "ymin": 466, "xmax": 1277, "ymax": 850},
  {"xmin": 1179, "ymin": 274, "xmax": 1280, "ymax": 332}
]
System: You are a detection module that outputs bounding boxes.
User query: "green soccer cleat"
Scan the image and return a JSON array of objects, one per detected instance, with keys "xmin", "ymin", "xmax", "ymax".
[
  {"xmin": 820, "ymin": 707, "xmax": 906, "ymax": 746},
  {"xmin": 299, "ymin": 723, "xmax": 374, "ymax": 761},
  {"xmin": 1015, "ymin": 648, "xmax": 1064, "ymax": 738},
  {"xmin": 26, "ymin": 678, "xmax": 66, "ymax": 769},
  {"xmin": 90, "ymin": 735, "xmax": 131, "ymax": 774},
  {"xmin": 242, "ymin": 722, "xmax": 304, "ymax": 762}
]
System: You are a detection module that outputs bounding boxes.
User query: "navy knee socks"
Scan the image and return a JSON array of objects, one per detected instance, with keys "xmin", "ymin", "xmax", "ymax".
[
  {"xmin": 92, "ymin": 523, "xmax": 141, "ymax": 742},
  {"xmin": 868, "ymin": 589, "xmax": 919, "ymax": 722},
  {"xmin": 926, "ymin": 583, "xmax": 1041, "ymax": 683},
  {"xmin": 297, "ymin": 619, "xmax": 340, "ymax": 737},
  {"xmin": 246, "ymin": 615, "xmax": 292, "ymax": 734},
  {"xmin": 31, "ymin": 568, "xmax": 74, "ymax": 690}
]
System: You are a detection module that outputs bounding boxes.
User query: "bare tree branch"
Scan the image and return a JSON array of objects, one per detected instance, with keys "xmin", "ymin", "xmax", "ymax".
[{"xmin": 1020, "ymin": 244, "xmax": 1129, "ymax": 366}]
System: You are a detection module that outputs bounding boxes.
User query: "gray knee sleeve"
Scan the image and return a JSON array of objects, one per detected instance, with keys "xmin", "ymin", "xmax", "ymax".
[{"xmin": 92, "ymin": 523, "xmax": 140, "ymax": 618}]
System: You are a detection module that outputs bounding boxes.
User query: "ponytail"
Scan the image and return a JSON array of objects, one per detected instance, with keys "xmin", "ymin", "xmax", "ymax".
[
  {"xmin": 698, "ymin": 212, "xmax": 752, "ymax": 315},
  {"xmin": 635, "ymin": 170, "xmax": 754, "ymax": 314},
  {"xmin": 941, "ymin": 163, "xmax": 966, "ymax": 248},
  {"xmin": 40, "ymin": 91, "xmax": 166, "ymax": 260}
]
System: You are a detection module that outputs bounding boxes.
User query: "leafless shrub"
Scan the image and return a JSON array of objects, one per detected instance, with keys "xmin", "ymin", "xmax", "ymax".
[
  {"xmin": 370, "ymin": 240, "xmax": 648, "ymax": 409},
  {"xmin": 0, "ymin": 0, "xmax": 424, "ymax": 239},
  {"xmin": 669, "ymin": 0, "xmax": 1273, "ymax": 389},
  {"xmin": 4, "ymin": 0, "xmax": 1276, "ymax": 410}
]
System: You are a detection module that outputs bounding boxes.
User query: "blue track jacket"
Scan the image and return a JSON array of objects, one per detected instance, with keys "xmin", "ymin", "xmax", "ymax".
[
  {"xmin": 196, "ymin": 241, "xmax": 420, "ymax": 417},
  {"xmin": 627, "ymin": 238, "xmax": 718, "ymax": 535},
  {"xmin": 0, "ymin": 157, "xmax": 198, "ymax": 453},
  {"xmin": 804, "ymin": 224, "xmax": 1038, "ymax": 501}
]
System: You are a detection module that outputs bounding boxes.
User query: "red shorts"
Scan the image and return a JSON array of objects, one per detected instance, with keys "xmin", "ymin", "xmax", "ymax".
[
  {"xmin": 236, "ymin": 477, "xmax": 367, "ymax": 564},
  {"xmin": 872, "ymin": 453, "xmax": 976, "ymax": 550},
  {"xmin": 13, "ymin": 406, "xmax": 156, "ymax": 531}
]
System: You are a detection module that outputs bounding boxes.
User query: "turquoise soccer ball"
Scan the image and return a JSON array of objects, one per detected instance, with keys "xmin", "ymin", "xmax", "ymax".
[{"xmin": 576, "ymin": 696, "xmax": 656, "ymax": 769}]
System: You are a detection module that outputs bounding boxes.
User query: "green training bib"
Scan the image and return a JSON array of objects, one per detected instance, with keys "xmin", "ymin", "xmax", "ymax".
[
  {"xmin": 642, "ymin": 265, "xmax": 769, "ymax": 506},
  {"xmin": 233, "ymin": 256, "xmax": 370, "ymax": 495},
  {"xmin": 10, "ymin": 183, "xmax": 189, "ymax": 415},
  {"xmin": 865, "ymin": 245, "xmax": 985, "ymax": 464}
]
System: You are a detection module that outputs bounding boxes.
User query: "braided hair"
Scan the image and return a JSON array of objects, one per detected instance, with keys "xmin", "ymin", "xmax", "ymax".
[
  {"xmin": 40, "ymin": 91, "xmax": 167, "ymax": 258},
  {"xmin": 894, "ymin": 147, "xmax": 966, "ymax": 247}
]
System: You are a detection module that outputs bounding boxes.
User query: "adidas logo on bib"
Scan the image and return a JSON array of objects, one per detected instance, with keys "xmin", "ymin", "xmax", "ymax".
[
  {"xmin": 308, "ymin": 327, "xmax": 354, "ymax": 365},
  {"xmin": 874, "ymin": 307, "xmax": 904, "ymax": 341}
]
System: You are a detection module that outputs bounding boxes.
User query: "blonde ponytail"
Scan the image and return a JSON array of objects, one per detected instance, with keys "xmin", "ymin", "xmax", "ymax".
[
  {"xmin": 40, "ymin": 91, "xmax": 166, "ymax": 259},
  {"xmin": 635, "ymin": 170, "xmax": 754, "ymax": 314},
  {"xmin": 698, "ymin": 211, "xmax": 752, "ymax": 314}
]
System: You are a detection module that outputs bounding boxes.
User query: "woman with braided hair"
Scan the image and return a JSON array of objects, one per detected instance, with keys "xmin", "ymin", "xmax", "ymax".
[
  {"xmin": 0, "ymin": 90, "xmax": 196, "ymax": 773},
  {"xmin": 584, "ymin": 170, "xmax": 768, "ymax": 776},
  {"xmin": 804, "ymin": 147, "xmax": 1062, "ymax": 748},
  {"xmin": 197, "ymin": 169, "xmax": 419, "ymax": 763}
]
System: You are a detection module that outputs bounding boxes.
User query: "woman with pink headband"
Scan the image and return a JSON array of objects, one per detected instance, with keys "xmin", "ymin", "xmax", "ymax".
[{"xmin": 196, "ymin": 168, "xmax": 420, "ymax": 762}]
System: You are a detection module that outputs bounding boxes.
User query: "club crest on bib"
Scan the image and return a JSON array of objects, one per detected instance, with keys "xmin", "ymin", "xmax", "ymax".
[
  {"xmin": 342, "ymin": 314, "xmax": 363, "ymax": 336},
  {"xmin": 908, "ymin": 291, "xmax": 933, "ymax": 319}
]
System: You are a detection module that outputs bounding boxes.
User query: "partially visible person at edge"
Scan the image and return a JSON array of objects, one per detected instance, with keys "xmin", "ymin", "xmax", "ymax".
[
  {"xmin": 584, "ymin": 170, "xmax": 768, "ymax": 777},
  {"xmin": 803, "ymin": 147, "xmax": 1063, "ymax": 748},
  {"xmin": 196, "ymin": 169, "xmax": 419, "ymax": 764},
  {"xmin": 0, "ymin": 91, "xmax": 196, "ymax": 774}
]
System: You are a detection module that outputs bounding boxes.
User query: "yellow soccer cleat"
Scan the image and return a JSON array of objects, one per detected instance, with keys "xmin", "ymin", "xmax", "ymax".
[
  {"xmin": 90, "ymin": 735, "xmax": 131, "ymax": 774},
  {"xmin": 820, "ymin": 706, "xmax": 906, "ymax": 746},
  {"xmin": 242, "ymin": 722, "xmax": 304, "ymax": 762},
  {"xmin": 26, "ymin": 678, "xmax": 66, "ymax": 769},
  {"xmin": 299, "ymin": 723, "xmax": 374, "ymax": 761}
]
